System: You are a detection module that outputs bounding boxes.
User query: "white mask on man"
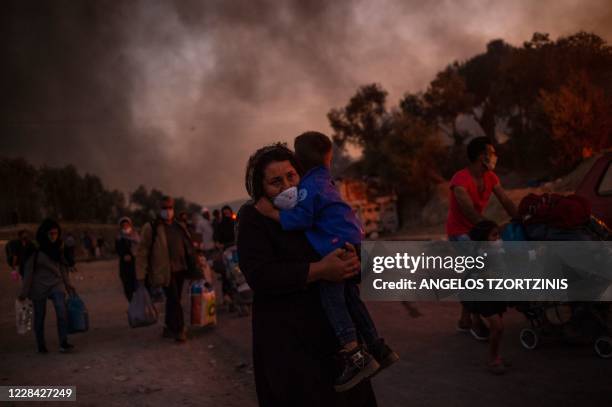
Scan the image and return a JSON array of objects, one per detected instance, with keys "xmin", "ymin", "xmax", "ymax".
[
  {"xmin": 272, "ymin": 186, "xmax": 298, "ymax": 210},
  {"xmin": 160, "ymin": 208, "xmax": 174, "ymax": 221},
  {"xmin": 484, "ymin": 154, "xmax": 498, "ymax": 171}
]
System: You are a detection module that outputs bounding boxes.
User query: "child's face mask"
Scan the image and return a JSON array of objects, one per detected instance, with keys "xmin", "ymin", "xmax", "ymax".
[{"xmin": 272, "ymin": 186, "xmax": 298, "ymax": 210}]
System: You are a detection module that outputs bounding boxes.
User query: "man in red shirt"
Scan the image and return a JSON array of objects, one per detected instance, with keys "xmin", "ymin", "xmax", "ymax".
[{"xmin": 446, "ymin": 137, "xmax": 517, "ymax": 340}]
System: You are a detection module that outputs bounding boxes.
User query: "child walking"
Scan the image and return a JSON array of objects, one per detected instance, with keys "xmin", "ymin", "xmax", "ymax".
[{"xmin": 469, "ymin": 220, "xmax": 509, "ymax": 375}]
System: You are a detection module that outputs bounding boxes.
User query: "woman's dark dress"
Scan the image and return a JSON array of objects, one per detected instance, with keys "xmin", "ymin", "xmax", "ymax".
[{"xmin": 237, "ymin": 204, "xmax": 377, "ymax": 407}]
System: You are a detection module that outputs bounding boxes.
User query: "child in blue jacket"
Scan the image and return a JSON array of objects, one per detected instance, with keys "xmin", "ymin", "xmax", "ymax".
[{"xmin": 263, "ymin": 132, "xmax": 398, "ymax": 392}]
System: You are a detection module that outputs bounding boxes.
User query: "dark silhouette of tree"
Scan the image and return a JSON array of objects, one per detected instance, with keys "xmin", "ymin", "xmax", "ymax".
[
  {"xmin": 328, "ymin": 83, "xmax": 392, "ymax": 178},
  {"xmin": 0, "ymin": 157, "xmax": 41, "ymax": 224},
  {"xmin": 328, "ymin": 84, "xmax": 444, "ymax": 206},
  {"xmin": 540, "ymin": 70, "xmax": 612, "ymax": 172},
  {"xmin": 423, "ymin": 64, "xmax": 474, "ymax": 146}
]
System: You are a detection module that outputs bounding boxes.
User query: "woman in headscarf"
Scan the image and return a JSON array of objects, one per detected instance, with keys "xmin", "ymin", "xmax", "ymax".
[
  {"xmin": 19, "ymin": 218, "xmax": 75, "ymax": 354},
  {"xmin": 115, "ymin": 216, "xmax": 141, "ymax": 302},
  {"xmin": 237, "ymin": 143, "xmax": 377, "ymax": 407}
]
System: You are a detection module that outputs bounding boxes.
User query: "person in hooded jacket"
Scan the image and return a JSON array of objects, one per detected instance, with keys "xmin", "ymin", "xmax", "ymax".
[
  {"xmin": 115, "ymin": 217, "xmax": 141, "ymax": 302},
  {"xmin": 213, "ymin": 205, "xmax": 236, "ymax": 249},
  {"xmin": 19, "ymin": 219, "xmax": 75, "ymax": 354}
]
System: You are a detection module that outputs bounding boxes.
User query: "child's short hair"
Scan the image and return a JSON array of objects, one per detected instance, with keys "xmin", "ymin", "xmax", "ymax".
[
  {"xmin": 294, "ymin": 131, "xmax": 333, "ymax": 173},
  {"xmin": 469, "ymin": 220, "xmax": 499, "ymax": 241}
]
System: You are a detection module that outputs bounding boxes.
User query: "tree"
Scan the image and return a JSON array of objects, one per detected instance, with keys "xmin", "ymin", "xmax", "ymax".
[
  {"xmin": 328, "ymin": 84, "xmax": 443, "ymax": 204},
  {"xmin": 0, "ymin": 157, "xmax": 41, "ymax": 224},
  {"xmin": 381, "ymin": 112, "xmax": 445, "ymax": 201},
  {"xmin": 130, "ymin": 185, "xmax": 164, "ymax": 225},
  {"xmin": 423, "ymin": 64, "xmax": 474, "ymax": 146},
  {"xmin": 328, "ymin": 83, "xmax": 392, "ymax": 177},
  {"xmin": 540, "ymin": 71, "xmax": 612, "ymax": 173}
]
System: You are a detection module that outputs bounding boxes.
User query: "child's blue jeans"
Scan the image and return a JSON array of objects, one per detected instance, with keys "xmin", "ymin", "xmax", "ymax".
[{"xmin": 319, "ymin": 281, "xmax": 378, "ymax": 347}]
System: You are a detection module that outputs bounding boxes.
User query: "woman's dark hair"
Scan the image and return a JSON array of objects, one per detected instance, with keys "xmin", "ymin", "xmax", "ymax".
[
  {"xmin": 36, "ymin": 218, "xmax": 63, "ymax": 263},
  {"xmin": 466, "ymin": 136, "xmax": 493, "ymax": 163},
  {"xmin": 245, "ymin": 143, "xmax": 302, "ymax": 200},
  {"xmin": 469, "ymin": 220, "xmax": 499, "ymax": 241},
  {"xmin": 294, "ymin": 131, "xmax": 332, "ymax": 173}
]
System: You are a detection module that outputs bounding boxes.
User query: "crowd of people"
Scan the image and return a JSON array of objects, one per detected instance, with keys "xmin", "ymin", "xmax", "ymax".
[
  {"xmin": 5, "ymin": 132, "xmax": 563, "ymax": 406},
  {"xmin": 7, "ymin": 201, "xmax": 238, "ymax": 349}
]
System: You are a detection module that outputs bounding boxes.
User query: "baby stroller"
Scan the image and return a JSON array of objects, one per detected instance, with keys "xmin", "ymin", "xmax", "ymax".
[
  {"xmin": 516, "ymin": 301, "xmax": 612, "ymax": 358},
  {"xmin": 510, "ymin": 193, "xmax": 612, "ymax": 358},
  {"xmin": 223, "ymin": 245, "xmax": 252, "ymax": 317}
]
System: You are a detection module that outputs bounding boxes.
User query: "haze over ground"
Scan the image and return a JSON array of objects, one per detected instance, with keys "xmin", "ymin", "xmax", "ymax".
[{"xmin": 1, "ymin": 0, "xmax": 611, "ymax": 205}]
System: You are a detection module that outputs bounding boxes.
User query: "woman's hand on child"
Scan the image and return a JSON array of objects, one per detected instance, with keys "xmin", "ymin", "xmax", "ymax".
[
  {"xmin": 255, "ymin": 197, "xmax": 280, "ymax": 221},
  {"xmin": 341, "ymin": 243, "xmax": 359, "ymax": 260},
  {"xmin": 314, "ymin": 248, "xmax": 360, "ymax": 282}
]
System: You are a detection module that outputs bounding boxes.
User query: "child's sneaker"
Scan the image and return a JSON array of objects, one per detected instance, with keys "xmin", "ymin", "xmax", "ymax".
[
  {"xmin": 334, "ymin": 346, "xmax": 380, "ymax": 392},
  {"xmin": 369, "ymin": 338, "xmax": 400, "ymax": 374}
]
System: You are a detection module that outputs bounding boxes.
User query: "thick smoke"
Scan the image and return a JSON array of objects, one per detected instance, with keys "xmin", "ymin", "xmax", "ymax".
[{"xmin": 1, "ymin": 0, "xmax": 611, "ymax": 205}]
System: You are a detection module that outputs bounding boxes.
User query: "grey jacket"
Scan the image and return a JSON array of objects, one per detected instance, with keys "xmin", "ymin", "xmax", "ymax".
[{"xmin": 21, "ymin": 252, "xmax": 70, "ymax": 300}]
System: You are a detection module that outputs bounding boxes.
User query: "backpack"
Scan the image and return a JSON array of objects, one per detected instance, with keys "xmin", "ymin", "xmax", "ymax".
[
  {"xmin": 518, "ymin": 193, "xmax": 591, "ymax": 229},
  {"xmin": 10, "ymin": 242, "xmax": 38, "ymax": 277}
]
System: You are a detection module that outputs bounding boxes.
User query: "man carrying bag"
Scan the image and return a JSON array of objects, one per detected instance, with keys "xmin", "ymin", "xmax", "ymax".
[{"xmin": 135, "ymin": 196, "xmax": 199, "ymax": 342}]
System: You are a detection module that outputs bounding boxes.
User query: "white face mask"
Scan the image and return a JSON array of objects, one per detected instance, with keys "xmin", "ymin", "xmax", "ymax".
[
  {"xmin": 160, "ymin": 208, "xmax": 174, "ymax": 221},
  {"xmin": 272, "ymin": 186, "xmax": 298, "ymax": 210},
  {"xmin": 484, "ymin": 154, "xmax": 498, "ymax": 171}
]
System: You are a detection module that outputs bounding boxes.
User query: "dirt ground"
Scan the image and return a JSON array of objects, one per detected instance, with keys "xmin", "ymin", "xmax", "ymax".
[{"xmin": 1, "ymin": 257, "xmax": 611, "ymax": 407}]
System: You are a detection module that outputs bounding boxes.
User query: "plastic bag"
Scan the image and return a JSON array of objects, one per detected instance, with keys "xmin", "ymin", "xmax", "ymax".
[
  {"xmin": 128, "ymin": 285, "xmax": 158, "ymax": 328},
  {"xmin": 67, "ymin": 293, "xmax": 89, "ymax": 334},
  {"xmin": 149, "ymin": 286, "xmax": 165, "ymax": 304},
  {"xmin": 191, "ymin": 280, "xmax": 217, "ymax": 327},
  {"xmin": 15, "ymin": 299, "xmax": 33, "ymax": 335}
]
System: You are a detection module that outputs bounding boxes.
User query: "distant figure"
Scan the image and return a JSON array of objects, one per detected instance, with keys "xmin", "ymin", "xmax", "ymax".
[
  {"xmin": 19, "ymin": 219, "xmax": 75, "ymax": 354},
  {"xmin": 96, "ymin": 236, "xmax": 105, "ymax": 258},
  {"xmin": 135, "ymin": 196, "xmax": 195, "ymax": 343},
  {"xmin": 115, "ymin": 217, "xmax": 140, "ymax": 302},
  {"xmin": 197, "ymin": 208, "xmax": 215, "ymax": 253},
  {"xmin": 178, "ymin": 211, "xmax": 197, "ymax": 240},
  {"xmin": 446, "ymin": 136, "xmax": 517, "ymax": 340},
  {"xmin": 5, "ymin": 230, "xmax": 36, "ymax": 280},
  {"xmin": 212, "ymin": 209, "xmax": 221, "ymax": 232},
  {"xmin": 178, "ymin": 211, "xmax": 189, "ymax": 227},
  {"xmin": 82, "ymin": 232, "xmax": 94, "ymax": 259},
  {"xmin": 213, "ymin": 205, "xmax": 236, "ymax": 249},
  {"xmin": 64, "ymin": 233, "xmax": 77, "ymax": 267}
]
